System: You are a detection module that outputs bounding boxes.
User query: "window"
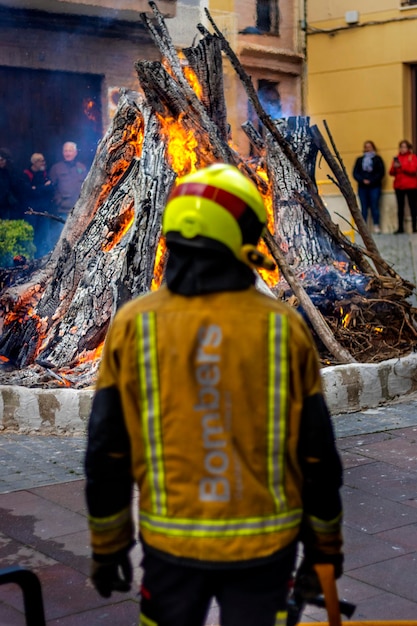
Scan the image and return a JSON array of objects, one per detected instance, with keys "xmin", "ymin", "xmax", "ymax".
[
  {"xmin": 401, "ymin": 0, "xmax": 417, "ymax": 5},
  {"xmin": 256, "ymin": 0, "xmax": 279, "ymax": 34}
]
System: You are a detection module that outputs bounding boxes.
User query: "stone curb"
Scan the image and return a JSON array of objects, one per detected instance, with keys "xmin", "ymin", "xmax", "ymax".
[
  {"xmin": 321, "ymin": 352, "xmax": 417, "ymax": 414},
  {"xmin": 1, "ymin": 353, "xmax": 417, "ymax": 435}
]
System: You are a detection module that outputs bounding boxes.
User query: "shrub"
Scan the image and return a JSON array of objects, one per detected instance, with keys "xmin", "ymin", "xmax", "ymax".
[{"xmin": 0, "ymin": 219, "xmax": 35, "ymax": 267}]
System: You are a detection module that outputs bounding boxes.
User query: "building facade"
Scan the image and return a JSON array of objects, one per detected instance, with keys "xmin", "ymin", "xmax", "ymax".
[
  {"xmin": 0, "ymin": 1, "xmax": 176, "ymax": 169},
  {"xmin": 307, "ymin": 0, "xmax": 417, "ymax": 232},
  {"xmin": 170, "ymin": 0, "xmax": 305, "ymax": 150},
  {"xmin": 0, "ymin": 0, "xmax": 304, "ymax": 170}
]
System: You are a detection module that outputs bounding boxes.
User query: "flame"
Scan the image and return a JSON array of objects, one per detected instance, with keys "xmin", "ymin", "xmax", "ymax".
[
  {"xmin": 342, "ymin": 312, "xmax": 351, "ymax": 328},
  {"xmin": 151, "ymin": 237, "xmax": 167, "ymax": 291},
  {"xmin": 334, "ymin": 260, "xmax": 361, "ymax": 275},
  {"xmin": 102, "ymin": 204, "xmax": 135, "ymax": 252},
  {"xmin": 96, "ymin": 117, "xmax": 145, "ymax": 211},
  {"xmin": 83, "ymin": 98, "xmax": 99, "ymax": 122},
  {"xmin": 4, "ymin": 295, "xmax": 41, "ymax": 326},
  {"xmin": 158, "ymin": 112, "xmax": 198, "ymax": 177},
  {"xmin": 94, "ymin": 342, "xmax": 104, "ymax": 360},
  {"xmin": 151, "ymin": 111, "xmax": 199, "ymax": 288},
  {"xmin": 57, "ymin": 341, "xmax": 105, "ymax": 380},
  {"xmin": 339, "ymin": 306, "xmax": 352, "ymax": 328},
  {"xmin": 166, "ymin": 52, "xmax": 203, "ymax": 100},
  {"xmin": 183, "ymin": 66, "xmax": 203, "ymax": 100},
  {"xmin": 334, "ymin": 261, "xmax": 349, "ymax": 274},
  {"xmin": 255, "ymin": 165, "xmax": 279, "ymax": 286},
  {"xmin": 257, "ymin": 239, "xmax": 279, "ymax": 287},
  {"xmin": 75, "ymin": 342, "xmax": 104, "ymax": 365}
]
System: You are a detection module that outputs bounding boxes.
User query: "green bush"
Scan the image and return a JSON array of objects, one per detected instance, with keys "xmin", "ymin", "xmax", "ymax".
[{"xmin": 0, "ymin": 219, "xmax": 35, "ymax": 267}]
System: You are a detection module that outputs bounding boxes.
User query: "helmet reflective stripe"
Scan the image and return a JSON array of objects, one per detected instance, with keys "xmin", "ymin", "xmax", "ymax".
[
  {"xmin": 267, "ymin": 313, "xmax": 289, "ymax": 512},
  {"xmin": 169, "ymin": 182, "xmax": 248, "ymax": 221},
  {"xmin": 140, "ymin": 509, "xmax": 302, "ymax": 537},
  {"xmin": 137, "ymin": 312, "xmax": 167, "ymax": 516}
]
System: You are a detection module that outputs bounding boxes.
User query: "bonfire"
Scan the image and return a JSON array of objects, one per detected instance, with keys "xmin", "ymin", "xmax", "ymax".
[{"xmin": 0, "ymin": 1, "xmax": 415, "ymax": 389}]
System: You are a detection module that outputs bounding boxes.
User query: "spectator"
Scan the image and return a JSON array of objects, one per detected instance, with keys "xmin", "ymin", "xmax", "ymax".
[
  {"xmin": 389, "ymin": 139, "xmax": 417, "ymax": 234},
  {"xmin": 353, "ymin": 140, "xmax": 385, "ymax": 234},
  {"xmin": 50, "ymin": 141, "xmax": 87, "ymax": 218},
  {"xmin": 22, "ymin": 153, "xmax": 55, "ymax": 256},
  {"xmin": 0, "ymin": 148, "xmax": 21, "ymax": 220}
]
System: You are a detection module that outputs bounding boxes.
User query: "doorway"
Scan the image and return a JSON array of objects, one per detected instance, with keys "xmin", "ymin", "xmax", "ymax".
[{"xmin": 0, "ymin": 67, "xmax": 103, "ymax": 173}]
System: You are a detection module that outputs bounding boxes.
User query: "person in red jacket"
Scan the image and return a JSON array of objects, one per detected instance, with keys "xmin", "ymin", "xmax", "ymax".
[{"xmin": 389, "ymin": 140, "xmax": 417, "ymax": 233}]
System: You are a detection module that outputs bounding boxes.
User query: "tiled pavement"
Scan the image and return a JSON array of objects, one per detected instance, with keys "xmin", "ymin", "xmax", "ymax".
[{"xmin": 1, "ymin": 395, "xmax": 417, "ymax": 624}]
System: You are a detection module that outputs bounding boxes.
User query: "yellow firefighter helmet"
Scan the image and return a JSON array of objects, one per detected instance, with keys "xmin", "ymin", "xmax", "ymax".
[{"xmin": 162, "ymin": 163, "xmax": 274, "ymax": 270}]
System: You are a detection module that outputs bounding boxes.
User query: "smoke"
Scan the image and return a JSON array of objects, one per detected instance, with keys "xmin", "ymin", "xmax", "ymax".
[{"xmin": 280, "ymin": 95, "xmax": 298, "ymax": 119}]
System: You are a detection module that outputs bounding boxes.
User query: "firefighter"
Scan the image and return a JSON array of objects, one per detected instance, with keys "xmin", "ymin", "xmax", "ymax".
[{"xmin": 85, "ymin": 163, "xmax": 343, "ymax": 626}]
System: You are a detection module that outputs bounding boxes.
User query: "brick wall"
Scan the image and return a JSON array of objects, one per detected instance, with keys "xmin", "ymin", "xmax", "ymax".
[{"xmin": 0, "ymin": 8, "xmax": 160, "ymax": 130}]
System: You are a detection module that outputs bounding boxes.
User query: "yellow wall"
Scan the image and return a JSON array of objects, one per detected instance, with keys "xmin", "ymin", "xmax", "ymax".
[
  {"xmin": 210, "ymin": 0, "xmax": 235, "ymax": 11},
  {"xmin": 307, "ymin": 4, "xmax": 417, "ymax": 195},
  {"xmin": 309, "ymin": 1, "xmax": 398, "ymax": 23}
]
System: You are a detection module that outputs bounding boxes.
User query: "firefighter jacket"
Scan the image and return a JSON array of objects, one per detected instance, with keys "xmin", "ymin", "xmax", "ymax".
[{"xmin": 85, "ymin": 285, "xmax": 343, "ymax": 566}]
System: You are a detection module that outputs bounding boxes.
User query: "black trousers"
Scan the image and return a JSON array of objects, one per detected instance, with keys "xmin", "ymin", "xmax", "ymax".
[
  {"xmin": 139, "ymin": 547, "xmax": 296, "ymax": 626},
  {"xmin": 395, "ymin": 188, "xmax": 417, "ymax": 232}
]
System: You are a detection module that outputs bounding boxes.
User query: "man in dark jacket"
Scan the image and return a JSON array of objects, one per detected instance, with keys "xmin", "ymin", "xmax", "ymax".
[
  {"xmin": 50, "ymin": 141, "xmax": 87, "ymax": 217},
  {"xmin": 22, "ymin": 153, "xmax": 55, "ymax": 256},
  {"xmin": 85, "ymin": 164, "xmax": 343, "ymax": 626}
]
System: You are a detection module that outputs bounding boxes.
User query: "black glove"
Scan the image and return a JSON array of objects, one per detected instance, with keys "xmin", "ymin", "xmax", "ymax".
[{"xmin": 91, "ymin": 549, "xmax": 133, "ymax": 598}]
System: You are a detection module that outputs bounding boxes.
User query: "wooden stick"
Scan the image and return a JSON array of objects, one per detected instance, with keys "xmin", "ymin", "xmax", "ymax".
[{"xmin": 25, "ymin": 208, "xmax": 65, "ymax": 224}]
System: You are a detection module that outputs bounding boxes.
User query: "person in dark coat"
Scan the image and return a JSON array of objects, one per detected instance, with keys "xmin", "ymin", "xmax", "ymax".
[
  {"xmin": 0, "ymin": 148, "xmax": 22, "ymax": 220},
  {"xmin": 22, "ymin": 153, "xmax": 55, "ymax": 257},
  {"xmin": 353, "ymin": 140, "xmax": 385, "ymax": 234}
]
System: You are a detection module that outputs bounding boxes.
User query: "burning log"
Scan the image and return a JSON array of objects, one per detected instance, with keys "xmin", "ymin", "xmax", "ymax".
[{"xmin": 0, "ymin": 1, "xmax": 415, "ymax": 387}]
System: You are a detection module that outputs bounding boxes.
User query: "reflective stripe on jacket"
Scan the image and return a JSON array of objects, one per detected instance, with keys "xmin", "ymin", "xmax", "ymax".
[{"xmin": 86, "ymin": 285, "xmax": 342, "ymax": 564}]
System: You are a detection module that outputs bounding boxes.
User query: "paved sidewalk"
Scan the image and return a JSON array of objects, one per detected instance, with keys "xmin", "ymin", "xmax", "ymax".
[
  {"xmin": 1, "ymin": 395, "xmax": 417, "ymax": 624},
  {"xmin": 375, "ymin": 233, "xmax": 417, "ymax": 306}
]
